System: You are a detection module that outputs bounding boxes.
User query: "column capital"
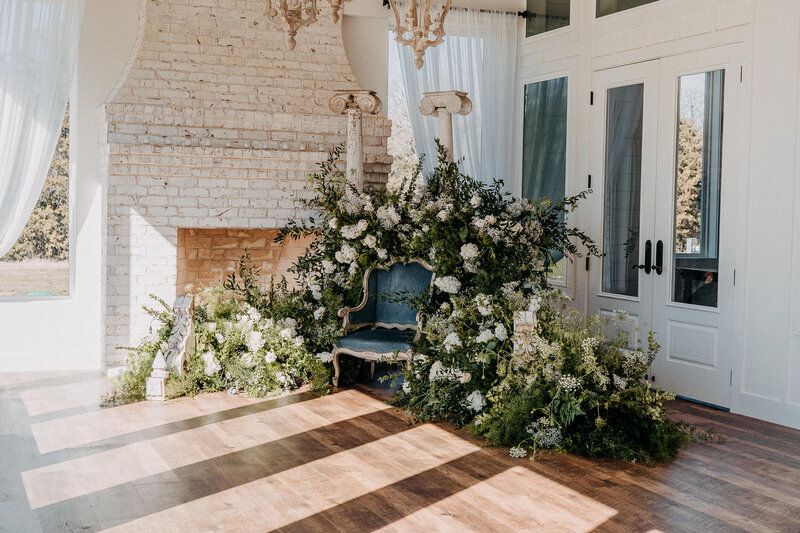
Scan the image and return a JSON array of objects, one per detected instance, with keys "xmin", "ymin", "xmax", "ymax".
[
  {"xmin": 419, "ymin": 90, "xmax": 472, "ymax": 117},
  {"xmin": 329, "ymin": 90, "xmax": 383, "ymax": 115}
]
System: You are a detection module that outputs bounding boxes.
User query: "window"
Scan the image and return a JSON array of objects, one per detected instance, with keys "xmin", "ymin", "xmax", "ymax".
[
  {"xmin": 596, "ymin": 0, "xmax": 659, "ymax": 17},
  {"xmin": 522, "ymin": 77, "xmax": 568, "ymax": 278},
  {"xmin": 0, "ymin": 107, "xmax": 70, "ymax": 297},
  {"xmin": 525, "ymin": 0, "xmax": 570, "ymax": 38},
  {"xmin": 672, "ymin": 70, "xmax": 724, "ymax": 307}
]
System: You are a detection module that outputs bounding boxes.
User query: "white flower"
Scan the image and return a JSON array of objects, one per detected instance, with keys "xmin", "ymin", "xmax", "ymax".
[
  {"xmin": 202, "ymin": 351, "xmax": 221, "ymax": 376},
  {"xmin": 246, "ymin": 306, "xmax": 262, "ymax": 322},
  {"xmin": 377, "ymin": 205, "xmax": 401, "ymax": 229},
  {"xmin": 476, "ymin": 329, "xmax": 494, "ymax": 344},
  {"xmin": 494, "ymin": 323, "xmax": 508, "ymax": 341},
  {"xmin": 280, "ymin": 328, "xmax": 295, "ymax": 340},
  {"xmin": 470, "ymin": 195, "xmax": 481, "ymax": 208},
  {"xmin": 341, "ymin": 219, "xmax": 368, "ymax": 239},
  {"xmin": 509, "ymin": 446, "xmax": 527, "ymax": 459},
  {"xmin": 429, "ymin": 360, "xmax": 444, "ymax": 381},
  {"xmin": 246, "ymin": 331, "xmax": 265, "ymax": 353},
  {"xmin": 363, "ymin": 234, "xmax": 377, "ymax": 248},
  {"xmin": 293, "ymin": 336, "xmax": 305, "ymax": 347},
  {"xmin": 475, "ymin": 294, "xmax": 492, "ymax": 316},
  {"xmin": 214, "ymin": 332, "xmax": 225, "ymax": 344},
  {"xmin": 335, "ymin": 243, "xmax": 358, "ymax": 264},
  {"xmin": 264, "ymin": 351, "xmax": 277, "ymax": 363},
  {"xmin": 559, "ymin": 374, "xmax": 581, "ymax": 392},
  {"xmin": 279, "ymin": 317, "xmax": 297, "ymax": 329},
  {"xmin": 484, "ymin": 214, "xmax": 496, "ymax": 226},
  {"xmin": 458, "ymin": 371, "xmax": 471, "ymax": 384},
  {"xmin": 528, "ymin": 297, "xmax": 542, "ymax": 314},
  {"xmin": 348, "ymin": 262, "xmax": 358, "ymax": 276},
  {"xmin": 206, "ymin": 322, "xmax": 217, "ymax": 332},
  {"xmin": 460, "ymin": 243, "xmax": 479, "ymax": 261},
  {"xmin": 329, "ymin": 217, "xmax": 338, "ymax": 229},
  {"xmin": 313, "ymin": 307, "xmax": 326, "ymax": 320},
  {"xmin": 242, "ymin": 353, "xmax": 258, "ymax": 368},
  {"xmin": 434, "ymin": 276, "xmax": 461, "ymax": 294},
  {"xmin": 317, "ymin": 351, "xmax": 333, "ymax": 363},
  {"xmin": 421, "ymin": 224, "xmax": 430, "ymax": 233},
  {"xmin": 443, "ymin": 332, "xmax": 462, "ymax": 353},
  {"xmin": 466, "ymin": 390, "xmax": 486, "ymax": 412},
  {"xmin": 436, "ymin": 209, "xmax": 449, "ymax": 221},
  {"xmin": 439, "ymin": 302, "xmax": 450, "ymax": 312},
  {"xmin": 377, "ymin": 248, "xmax": 388, "ymax": 260},
  {"xmin": 322, "ymin": 259, "xmax": 336, "ymax": 274},
  {"xmin": 402, "ymin": 381, "xmax": 411, "ymax": 393},
  {"xmin": 613, "ymin": 374, "xmax": 628, "ymax": 389}
]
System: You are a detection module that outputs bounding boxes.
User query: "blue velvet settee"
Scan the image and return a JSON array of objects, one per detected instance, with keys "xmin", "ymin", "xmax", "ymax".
[{"xmin": 332, "ymin": 259, "xmax": 434, "ymax": 386}]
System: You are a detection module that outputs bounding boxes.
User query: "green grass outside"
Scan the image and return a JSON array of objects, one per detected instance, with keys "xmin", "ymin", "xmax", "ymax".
[{"xmin": 0, "ymin": 261, "xmax": 69, "ymax": 297}]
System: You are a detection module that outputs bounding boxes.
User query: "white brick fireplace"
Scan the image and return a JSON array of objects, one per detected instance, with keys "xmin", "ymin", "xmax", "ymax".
[{"xmin": 101, "ymin": 0, "xmax": 391, "ymax": 368}]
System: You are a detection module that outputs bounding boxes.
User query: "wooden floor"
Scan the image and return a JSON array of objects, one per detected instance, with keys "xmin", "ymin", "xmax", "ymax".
[{"xmin": 2, "ymin": 372, "xmax": 800, "ymax": 532}]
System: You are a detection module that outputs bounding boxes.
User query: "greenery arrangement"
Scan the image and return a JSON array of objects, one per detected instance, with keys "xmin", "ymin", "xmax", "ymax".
[{"xmin": 106, "ymin": 145, "xmax": 705, "ymax": 463}]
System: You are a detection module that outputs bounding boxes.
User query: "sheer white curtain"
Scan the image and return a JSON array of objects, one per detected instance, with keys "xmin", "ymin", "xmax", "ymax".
[
  {"xmin": 396, "ymin": 6, "xmax": 519, "ymax": 184},
  {"xmin": 0, "ymin": 0, "xmax": 84, "ymax": 257}
]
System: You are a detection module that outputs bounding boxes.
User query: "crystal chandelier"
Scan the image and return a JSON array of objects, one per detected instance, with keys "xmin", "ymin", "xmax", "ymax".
[
  {"xmin": 388, "ymin": 0, "xmax": 452, "ymax": 69},
  {"xmin": 267, "ymin": 0, "xmax": 318, "ymax": 50}
]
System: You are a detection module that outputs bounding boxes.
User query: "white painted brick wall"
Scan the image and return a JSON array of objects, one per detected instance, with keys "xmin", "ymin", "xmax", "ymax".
[{"xmin": 102, "ymin": 0, "xmax": 392, "ymax": 366}]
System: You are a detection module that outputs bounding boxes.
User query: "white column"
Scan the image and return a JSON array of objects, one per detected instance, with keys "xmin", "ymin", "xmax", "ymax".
[
  {"xmin": 419, "ymin": 90, "xmax": 472, "ymax": 162},
  {"xmin": 330, "ymin": 90, "xmax": 383, "ymax": 191}
]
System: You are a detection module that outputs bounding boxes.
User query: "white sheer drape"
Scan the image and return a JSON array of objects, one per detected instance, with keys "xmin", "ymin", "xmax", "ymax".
[
  {"xmin": 396, "ymin": 7, "xmax": 519, "ymax": 185},
  {"xmin": 0, "ymin": 0, "xmax": 84, "ymax": 257}
]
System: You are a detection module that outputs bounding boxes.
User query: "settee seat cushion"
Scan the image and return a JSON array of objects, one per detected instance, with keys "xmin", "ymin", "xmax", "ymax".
[{"xmin": 335, "ymin": 328, "xmax": 415, "ymax": 354}]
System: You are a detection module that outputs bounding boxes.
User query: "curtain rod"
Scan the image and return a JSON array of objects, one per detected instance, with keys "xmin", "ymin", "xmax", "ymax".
[{"xmin": 379, "ymin": 0, "xmax": 545, "ymax": 19}]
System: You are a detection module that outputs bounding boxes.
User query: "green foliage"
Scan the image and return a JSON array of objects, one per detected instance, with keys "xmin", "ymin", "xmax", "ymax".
[{"xmin": 4, "ymin": 108, "xmax": 70, "ymax": 261}]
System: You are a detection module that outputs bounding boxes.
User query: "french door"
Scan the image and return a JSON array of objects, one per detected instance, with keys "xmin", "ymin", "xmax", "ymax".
[{"xmin": 588, "ymin": 45, "xmax": 744, "ymax": 408}]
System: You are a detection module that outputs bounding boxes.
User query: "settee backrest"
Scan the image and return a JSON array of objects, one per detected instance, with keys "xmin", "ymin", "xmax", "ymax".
[{"xmin": 349, "ymin": 261, "xmax": 433, "ymax": 328}]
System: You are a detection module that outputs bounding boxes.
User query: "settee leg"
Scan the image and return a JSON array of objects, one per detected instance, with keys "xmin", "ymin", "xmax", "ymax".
[
  {"xmin": 332, "ymin": 352, "xmax": 340, "ymax": 387},
  {"xmin": 370, "ymin": 361, "xmax": 376, "ymax": 379}
]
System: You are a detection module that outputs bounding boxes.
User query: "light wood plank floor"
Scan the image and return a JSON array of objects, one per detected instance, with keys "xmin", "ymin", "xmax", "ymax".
[{"xmin": 2, "ymin": 371, "xmax": 800, "ymax": 532}]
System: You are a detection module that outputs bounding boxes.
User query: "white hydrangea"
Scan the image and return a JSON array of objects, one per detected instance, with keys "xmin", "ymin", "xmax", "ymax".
[
  {"xmin": 476, "ymin": 329, "xmax": 494, "ymax": 344},
  {"xmin": 376, "ymin": 248, "xmax": 388, "ymax": 260},
  {"xmin": 322, "ymin": 259, "xmax": 336, "ymax": 274},
  {"xmin": 460, "ymin": 243, "xmax": 479, "ymax": 261},
  {"xmin": 309, "ymin": 282, "xmax": 322, "ymax": 300},
  {"xmin": 317, "ymin": 351, "xmax": 333, "ymax": 363},
  {"xmin": 280, "ymin": 328, "xmax": 294, "ymax": 340},
  {"xmin": 313, "ymin": 307, "xmax": 326, "ymax": 320},
  {"xmin": 264, "ymin": 351, "xmax": 277, "ymax": 363},
  {"xmin": 335, "ymin": 243, "xmax": 358, "ymax": 264},
  {"xmin": 363, "ymin": 234, "xmax": 377, "ymax": 248},
  {"xmin": 470, "ymin": 195, "xmax": 481, "ymax": 208},
  {"xmin": 246, "ymin": 331, "xmax": 265, "ymax": 353},
  {"xmin": 202, "ymin": 351, "xmax": 221, "ymax": 376},
  {"xmin": 206, "ymin": 322, "xmax": 217, "ymax": 332},
  {"xmin": 434, "ymin": 276, "xmax": 461, "ymax": 294},
  {"xmin": 475, "ymin": 294, "xmax": 492, "ymax": 316},
  {"xmin": 340, "ymin": 219, "xmax": 368, "ymax": 239},
  {"xmin": 443, "ymin": 332, "xmax": 462, "ymax": 353},
  {"xmin": 214, "ymin": 332, "xmax": 225, "ymax": 344},
  {"xmin": 484, "ymin": 214, "xmax": 497, "ymax": 226},
  {"xmin": 348, "ymin": 262, "xmax": 358, "ymax": 276},
  {"xmin": 466, "ymin": 390, "xmax": 486, "ymax": 412},
  {"xmin": 494, "ymin": 323, "xmax": 508, "ymax": 341},
  {"xmin": 377, "ymin": 205, "xmax": 401, "ymax": 229},
  {"xmin": 436, "ymin": 209, "xmax": 449, "ymax": 221},
  {"xmin": 241, "ymin": 353, "xmax": 258, "ymax": 368}
]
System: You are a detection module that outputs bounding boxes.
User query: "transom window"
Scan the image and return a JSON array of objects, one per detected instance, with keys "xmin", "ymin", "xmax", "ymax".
[
  {"xmin": 525, "ymin": 0, "xmax": 570, "ymax": 38},
  {"xmin": 596, "ymin": 0, "xmax": 659, "ymax": 17}
]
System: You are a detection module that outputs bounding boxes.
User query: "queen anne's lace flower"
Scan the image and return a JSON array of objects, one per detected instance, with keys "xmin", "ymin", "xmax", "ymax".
[
  {"xmin": 322, "ymin": 259, "xmax": 336, "ymax": 274},
  {"xmin": 559, "ymin": 374, "xmax": 581, "ymax": 392},
  {"xmin": 435, "ymin": 276, "xmax": 461, "ymax": 294},
  {"xmin": 317, "ymin": 351, "xmax": 333, "ymax": 363},
  {"xmin": 466, "ymin": 390, "xmax": 486, "ymax": 412},
  {"xmin": 363, "ymin": 234, "xmax": 377, "ymax": 248},
  {"xmin": 264, "ymin": 351, "xmax": 277, "ymax": 363},
  {"xmin": 613, "ymin": 374, "xmax": 628, "ymax": 389},
  {"xmin": 509, "ymin": 446, "xmax": 528, "ymax": 458}
]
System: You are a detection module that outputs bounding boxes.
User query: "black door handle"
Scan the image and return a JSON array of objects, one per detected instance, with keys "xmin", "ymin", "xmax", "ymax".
[
  {"xmin": 633, "ymin": 239, "xmax": 652, "ymax": 274},
  {"xmin": 654, "ymin": 240, "xmax": 664, "ymax": 275}
]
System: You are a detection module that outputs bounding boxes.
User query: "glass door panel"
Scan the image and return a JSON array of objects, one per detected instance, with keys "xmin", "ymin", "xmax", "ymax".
[
  {"xmin": 602, "ymin": 84, "xmax": 644, "ymax": 296},
  {"xmin": 672, "ymin": 70, "xmax": 725, "ymax": 307}
]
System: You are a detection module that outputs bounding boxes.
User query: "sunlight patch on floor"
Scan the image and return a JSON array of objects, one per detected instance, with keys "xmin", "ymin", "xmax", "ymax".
[
  {"xmin": 376, "ymin": 466, "xmax": 618, "ymax": 533},
  {"xmin": 22, "ymin": 389, "xmax": 386, "ymax": 508},
  {"xmin": 20, "ymin": 376, "xmax": 109, "ymax": 417},
  {"xmin": 101, "ymin": 424, "xmax": 480, "ymax": 532}
]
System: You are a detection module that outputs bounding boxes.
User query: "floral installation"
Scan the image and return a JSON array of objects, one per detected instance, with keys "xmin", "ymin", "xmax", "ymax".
[{"xmin": 104, "ymin": 145, "xmax": 708, "ymax": 463}]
